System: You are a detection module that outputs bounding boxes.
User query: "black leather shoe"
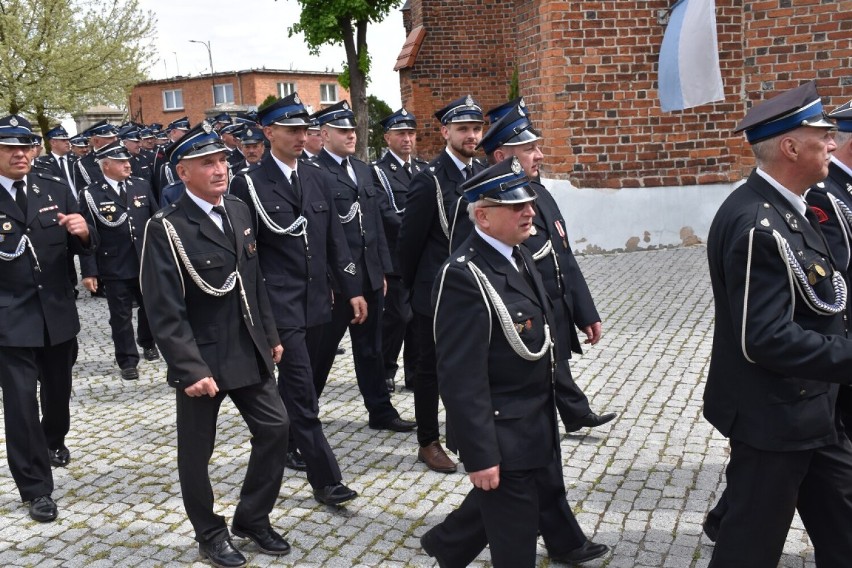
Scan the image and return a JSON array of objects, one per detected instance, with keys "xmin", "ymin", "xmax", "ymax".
[
  {"xmin": 142, "ymin": 346, "xmax": 160, "ymax": 361},
  {"xmin": 48, "ymin": 445, "xmax": 71, "ymax": 467},
  {"xmin": 313, "ymin": 483, "xmax": 358, "ymax": 506},
  {"xmin": 285, "ymin": 450, "xmax": 307, "ymax": 471},
  {"xmin": 550, "ymin": 540, "xmax": 610, "ymax": 564},
  {"xmin": 29, "ymin": 495, "xmax": 58, "ymax": 523},
  {"xmin": 369, "ymin": 416, "xmax": 416, "ymax": 432},
  {"xmin": 421, "ymin": 530, "xmax": 450, "ymax": 568},
  {"xmin": 386, "ymin": 378, "xmax": 395, "ymax": 393},
  {"xmin": 198, "ymin": 536, "xmax": 246, "ymax": 568},
  {"xmin": 231, "ymin": 524, "xmax": 291, "ymax": 555},
  {"xmin": 120, "ymin": 367, "xmax": 139, "ymax": 380},
  {"xmin": 564, "ymin": 411, "xmax": 617, "ymax": 433}
]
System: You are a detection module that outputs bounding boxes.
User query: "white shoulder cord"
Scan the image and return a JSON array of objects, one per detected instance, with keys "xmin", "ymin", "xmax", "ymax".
[
  {"xmin": 77, "ymin": 162, "xmax": 91, "ymax": 185},
  {"xmin": 531, "ymin": 238, "xmax": 564, "ymax": 293},
  {"xmin": 165, "ymin": 165, "xmax": 175, "ymax": 185},
  {"xmin": 827, "ymin": 193, "xmax": 852, "ymax": 268},
  {"xmin": 162, "ymin": 217, "xmax": 254, "ymax": 326},
  {"xmin": 433, "ymin": 261, "xmax": 492, "ymax": 345},
  {"xmin": 435, "ymin": 175, "xmax": 449, "ymax": 239},
  {"xmin": 243, "ymin": 174, "xmax": 308, "ymax": 246},
  {"xmin": 447, "ymin": 195, "xmax": 464, "ymax": 255},
  {"xmin": 84, "ymin": 190, "xmax": 128, "ymax": 228},
  {"xmin": 769, "ymin": 229, "xmax": 846, "ymax": 315},
  {"xmin": 373, "ymin": 165, "xmax": 404, "ymax": 214},
  {"xmin": 0, "ymin": 234, "xmax": 40, "ymax": 271}
]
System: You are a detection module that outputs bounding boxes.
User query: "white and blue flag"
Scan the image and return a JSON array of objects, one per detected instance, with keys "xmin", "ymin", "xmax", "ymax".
[{"xmin": 658, "ymin": 0, "xmax": 725, "ymax": 112}]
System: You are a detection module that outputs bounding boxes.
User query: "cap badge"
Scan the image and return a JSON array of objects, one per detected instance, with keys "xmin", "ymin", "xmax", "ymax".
[
  {"xmin": 519, "ymin": 98, "xmax": 526, "ymax": 108},
  {"xmin": 465, "ymin": 95, "xmax": 474, "ymax": 107},
  {"xmin": 518, "ymin": 107, "xmax": 526, "ymax": 117},
  {"xmin": 9, "ymin": 117, "xmax": 18, "ymax": 127},
  {"xmin": 246, "ymin": 129, "xmax": 253, "ymax": 137},
  {"xmin": 511, "ymin": 157, "xmax": 522, "ymax": 174},
  {"xmin": 202, "ymin": 121, "xmax": 213, "ymax": 134},
  {"xmin": 342, "ymin": 101, "xmax": 350, "ymax": 110},
  {"xmin": 401, "ymin": 108, "xmax": 408, "ymax": 116},
  {"xmin": 294, "ymin": 94, "xmax": 301, "ymax": 104}
]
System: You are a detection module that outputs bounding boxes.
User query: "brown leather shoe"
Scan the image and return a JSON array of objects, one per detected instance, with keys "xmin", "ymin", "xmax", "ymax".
[{"xmin": 417, "ymin": 441, "xmax": 457, "ymax": 473}]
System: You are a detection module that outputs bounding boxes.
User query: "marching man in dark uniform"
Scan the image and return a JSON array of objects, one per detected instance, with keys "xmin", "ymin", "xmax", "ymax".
[
  {"xmin": 79, "ymin": 141, "xmax": 160, "ymax": 381},
  {"xmin": 140, "ymin": 124, "xmax": 291, "ymax": 567},
  {"xmin": 73, "ymin": 120, "xmax": 117, "ymax": 192},
  {"xmin": 478, "ymin": 99, "xmax": 616, "ymax": 433},
  {"xmin": 397, "ymin": 94, "xmax": 487, "ymax": 473},
  {"xmin": 235, "ymin": 126, "xmax": 266, "ymax": 170},
  {"xmin": 309, "ymin": 100, "xmax": 416, "ymax": 433},
  {"xmin": 0, "ymin": 114, "xmax": 96, "ymax": 522},
  {"xmin": 372, "ymin": 108, "xmax": 427, "ymax": 393},
  {"xmin": 704, "ymin": 80, "xmax": 852, "ymax": 567},
  {"xmin": 420, "ymin": 157, "xmax": 609, "ymax": 567},
  {"xmin": 34, "ymin": 125, "xmax": 78, "ymax": 197},
  {"xmin": 229, "ymin": 93, "xmax": 363, "ymax": 506}
]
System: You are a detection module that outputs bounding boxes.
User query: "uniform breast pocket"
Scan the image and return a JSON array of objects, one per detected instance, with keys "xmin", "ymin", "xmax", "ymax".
[
  {"xmin": 311, "ymin": 201, "xmax": 328, "ymax": 215},
  {"xmin": 244, "ymin": 238, "xmax": 258, "ymax": 258},
  {"xmin": 504, "ymin": 299, "xmax": 540, "ymax": 338},
  {"xmin": 261, "ymin": 200, "xmax": 294, "ymax": 217},
  {"xmin": 364, "ymin": 186, "xmax": 376, "ymax": 198},
  {"xmin": 187, "ymin": 251, "xmax": 226, "ymax": 272},
  {"xmin": 38, "ymin": 213, "xmax": 65, "ymax": 245}
]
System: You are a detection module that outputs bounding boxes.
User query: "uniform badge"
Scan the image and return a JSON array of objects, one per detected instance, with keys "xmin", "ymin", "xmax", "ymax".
[
  {"xmin": 243, "ymin": 228, "xmax": 251, "ymax": 236},
  {"xmin": 47, "ymin": 194, "xmax": 53, "ymax": 202},
  {"xmin": 529, "ymin": 225, "xmax": 537, "ymax": 235},
  {"xmin": 155, "ymin": 212, "xmax": 163, "ymax": 219},
  {"xmin": 133, "ymin": 199, "xmax": 142, "ymax": 208},
  {"xmin": 510, "ymin": 157, "xmax": 522, "ymax": 174},
  {"xmin": 816, "ymin": 182, "xmax": 825, "ymax": 188},
  {"xmin": 514, "ymin": 319, "xmax": 532, "ymax": 334},
  {"xmin": 784, "ymin": 212, "xmax": 799, "ymax": 231},
  {"xmin": 465, "ymin": 94, "xmax": 474, "ymax": 107},
  {"xmin": 456, "ymin": 255, "xmax": 465, "ymax": 262},
  {"xmin": 401, "ymin": 108, "xmax": 408, "ymax": 116},
  {"xmin": 846, "ymin": 182, "xmax": 852, "ymax": 195},
  {"xmin": 31, "ymin": 184, "xmax": 40, "ymax": 195},
  {"xmin": 202, "ymin": 121, "xmax": 213, "ymax": 134},
  {"xmin": 105, "ymin": 215, "xmax": 113, "ymax": 222},
  {"xmin": 294, "ymin": 94, "xmax": 301, "ymax": 104},
  {"xmin": 9, "ymin": 117, "xmax": 18, "ymax": 126},
  {"xmin": 808, "ymin": 263, "xmax": 827, "ymax": 285},
  {"xmin": 344, "ymin": 262, "xmax": 356, "ymax": 275},
  {"xmin": 342, "ymin": 101, "xmax": 350, "ymax": 110},
  {"xmin": 518, "ymin": 97, "xmax": 526, "ymax": 109},
  {"xmin": 247, "ymin": 242, "xmax": 257, "ymax": 254},
  {"xmin": 389, "ymin": 162, "xmax": 397, "ymax": 171},
  {"xmin": 760, "ymin": 218, "xmax": 770, "ymax": 227},
  {"xmin": 2, "ymin": 222, "xmax": 11, "ymax": 231},
  {"xmin": 246, "ymin": 128, "xmax": 253, "ymax": 137}
]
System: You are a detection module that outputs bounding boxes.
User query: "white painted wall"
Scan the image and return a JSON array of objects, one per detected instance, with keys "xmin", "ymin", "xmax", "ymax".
[{"xmin": 543, "ymin": 178, "xmax": 746, "ymax": 254}]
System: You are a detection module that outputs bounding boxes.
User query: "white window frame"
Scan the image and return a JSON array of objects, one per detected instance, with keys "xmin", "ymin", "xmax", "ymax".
[
  {"xmin": 213, "ymin": 83, "xmax": 235, "ymax": 105},
  {"xmin": 163, "ymin": 89, "xmax": 184, "ymax": 111},
  {"xmin": 320, "ymin": 83, "xmax": 338, "ymax": 104},
  {"xmin": 277, "ymin": 82, "xmax": 296, "ymax": 97}
]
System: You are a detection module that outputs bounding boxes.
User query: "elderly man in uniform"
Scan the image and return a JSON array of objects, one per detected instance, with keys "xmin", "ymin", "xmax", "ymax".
[
  {"xmin": 118, "ymin": 124, "xmax": 152, "ymax": 183},
  {"xmin": 309, "ymin": 100, "xmax": 416, "ymax": 433},
  {"xmin": 0, "ymin": 114, "xmax": 96, "ymax": 522},
  {"xmin": 478, "ymin": 99, "xmax": 616, "ymax": 434},
  {"xmin": 372, "ymin": 108, "xmax": 427, "ymax": 393},
  {"xmin": 397, "ymin": 94, "xmax": 487, "ymax": 473},
  {"xmin": 220, "ymin": 123, "xmax": 246, "ymax": 169},
  {"xmin": 152, "ymin": 117, "xmax": 190, "ymax": 200},
  {"xmin": 74, "ymin": 120, "xmax": 117, "ymax": 191},
  {"xmin": 79, "ymin": 141, "xmax": 159, "ymax": 381},
  {"xmin": 140, "ymin": 123, "xmax": 290, "ymax": 567},
  {"xmin": 230, "ymin": 93, "xmax": 363, "ymax": 506},
  {"xmin": 703, "ymin": 80, "xmax": 852, "ymax": 567},
  {"xmin": 420, "ymin": 157, "xmax": 609, "ymax": 567},
  {"xmin": 236, "ymin": 126, "xmax": 266, "ymax": 170}
]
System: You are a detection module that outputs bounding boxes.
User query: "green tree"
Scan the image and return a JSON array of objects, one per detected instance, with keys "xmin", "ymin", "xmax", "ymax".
[
  {"xmin": 367, "ymin": 94, "xmax": 391, "ymax": 161},
  {"xmin": 287, "ymin": 0, "xmax": 404, "ymax": 160},
  {"xmin": 0, "ymin": 0, "xmax": 155, "ymax": 139}
]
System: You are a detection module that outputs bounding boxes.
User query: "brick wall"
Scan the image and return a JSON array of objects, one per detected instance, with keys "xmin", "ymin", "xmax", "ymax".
[
  {"xmin": 129, "ymin": 70, "xmax": 350, "ymax": 127},
  {"xmin": 400, "ymin": 0, "xmax": 850, "ymax": 188}
]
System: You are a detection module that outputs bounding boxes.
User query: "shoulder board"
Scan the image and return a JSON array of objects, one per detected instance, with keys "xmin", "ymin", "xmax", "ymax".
[
  {"xmin": 154, "ymin": 203, "xmax": 179, "ymax": 219},
  {"xmin": 223, "ymin": 194, "xmax": 242, "ymax": 203},
  {"xmin": 415, "ymin": 157, "xmax": 428, "ymax": 164},
  {"xmin": 300, "ymin": 158, "xmax": 320, "ymax": 168},
  {"xmin": 473, "ymin": 158, "xmax": 486, "ymax": 167},
  {"xmin": 451, "ymin": 246, "xmax": 478, "ymax": 266},
  {"xmin": 753, "ymin": 201, "xmax": 776, "ymax": 232},
  {"xmin": 33, "ymin": 171, "xmax": 64, "ymax": 184}
]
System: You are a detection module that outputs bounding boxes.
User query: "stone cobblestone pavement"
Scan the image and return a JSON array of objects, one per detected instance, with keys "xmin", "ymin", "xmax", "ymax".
[{"xmin": 0, "ymin": 247, "xmax": 818, "ymax": 567}]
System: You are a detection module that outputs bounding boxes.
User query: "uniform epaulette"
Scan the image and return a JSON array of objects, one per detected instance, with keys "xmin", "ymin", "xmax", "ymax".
[
  {"xmin": 473, "ymin": 158, "xmax": 487, "ymax": 167},
  {"xmin": 154, "ymin": 203, "xmax": 179, "ymax": 219},
  {"xmin": 752, "ymin": 201, "xmax": 776, "ymax": 233},
  {"xmin": 414, "ymin": 157, "xmax": 428, "ymax": 164},
  {"xmin": 451, "ymin": 247, "xmax": 477, "ymax": 266},
  {"xmin": 300, "ymin": 158, "xmax": 320, "ymax": 168},
  {"xmin": 223, "ymin": 194, "xmax": 242, "ymax": 203},
  {"xmin": 33, "ymin": 170, "xmax": 63, "ymax": 183}
]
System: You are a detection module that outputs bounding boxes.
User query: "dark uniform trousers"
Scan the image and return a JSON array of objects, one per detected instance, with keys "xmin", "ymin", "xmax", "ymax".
[
  {"xmin": 426, "ymin": 234, "xmax": 589, "ymax": 566},
  {"xmin": 0, "ymin": 171, "xmax": 94, "ymax": 502},
  {"xmin": 102, "ymin": 278, "xmax": 154, "ymax": 369},
  {"xmin": 398, "ymin": 151, "xmax": 485, "ymax": 446},
  {"xmin": 381, "ymin": 274, "xmax": 417, "ymax": 386},
  {"xmin": 310, "ymin": 150, "xmax": 398, "ymax": 425},
  {"xmin": 140, "ymin": 194, "xmax": 288, "ymax": 544},
  {"xmin": 228, "ymin": 157, "xmax": 359, "ymax": 480},
  {"xmin": 705, "ymin": 172, "xmax": 852, "ymax": 567}
]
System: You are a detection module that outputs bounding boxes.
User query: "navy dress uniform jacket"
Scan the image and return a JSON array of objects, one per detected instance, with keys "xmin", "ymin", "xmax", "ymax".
[
  {"xmin": 705, "ymin": 171, "xmax": 852, "ymax": 452},
  {"xmin": 78, "ymin": 177, "xmax": 158, "ymax": 280},
  {"xmin": 313, "ymin": 149, "xmax": 392, "ymax": 293},
  {"xmin": 0, "ymin": 171, "xmax": 96, "ymax": 347},
  {"xmin": 73, "ymin": 152, "xmax": 102, "ymax": 192},
  {"xmin": 398, "ymin": 149, "xmax": 485, "ymax": 316},
  {"xmin": 524, "ymin": 180, "xmax": 600, "ymax": 360},
  {"xmin": 805, "ymin": 162, "xmax": 852, "ymax": 273},
  {"xmin": 139, "ymin": 193, "xmax": 280, "ymax": 391},
  {"xmin": 33, "ymin": 154, "xmax": 80, "ymax": 194},
  {"xmin": 371, "ymin": 152, "xmax": 427, "ymax": 275},
  {"xmin": 433, "ymin": 231, "xmax": 556, "ymax": 473},
  {"xmin": 229, "ymin": 156, "xmax": 360, "ymax": 328}
]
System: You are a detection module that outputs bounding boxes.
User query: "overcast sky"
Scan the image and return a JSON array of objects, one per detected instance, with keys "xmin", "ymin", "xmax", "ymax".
[{"xmin": 137, "ymin": 0, "xmax": 406, "ymax": 108}]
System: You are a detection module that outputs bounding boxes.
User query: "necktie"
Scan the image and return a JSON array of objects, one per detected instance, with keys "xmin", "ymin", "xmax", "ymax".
[
  {"xmin": 13, "ymin": 180, "xmax": 27, "ymax": 215},
  {"xmin": 117, "ymin": 181, "xmax": 127, "ymax": 203},
  {"xmin": 512, "ymin": 247, "xmax": 534, "ymax": 289},
  {"xmin": 463, "ymin": 164, "xmax": 473, "ymax": 180},
  {"xmin": 343, "ymin": 157, "xmax": 357, "ymax": 185},
  {"xmin": 403, "ymin": 161, "xmax": 411, "ymax": 179},
  {"xmin": 290, "ymin": 170, "xmax": 303, "ymax": 202},
  {"xmin": 212, "ymin": 205, "xmax": 236, "ymax": 247},
  {"xmin": 59, "ymin": 156, "xmax": 72, "ymax": 187}
]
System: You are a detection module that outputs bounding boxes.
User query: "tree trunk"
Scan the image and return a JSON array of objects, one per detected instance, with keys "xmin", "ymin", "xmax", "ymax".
[
  {"xmin": 342, "ymin": 18, "xmax": 370, "ymax": 161},
  {"xmin": 35, "ymin": 103, "xmax": 52, "ymax": 154}
]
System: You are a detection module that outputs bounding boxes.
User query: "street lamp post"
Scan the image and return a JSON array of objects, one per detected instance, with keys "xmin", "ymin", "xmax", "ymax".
[{"xmin": 189, "ymin": 39, "xmax": 215, "ymax": 104}]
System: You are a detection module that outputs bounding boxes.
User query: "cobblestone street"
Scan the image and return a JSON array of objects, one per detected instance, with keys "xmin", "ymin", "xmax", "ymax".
[{"xmin": 0, "ymin": 246, "xmax": 817, "ymax": 567}]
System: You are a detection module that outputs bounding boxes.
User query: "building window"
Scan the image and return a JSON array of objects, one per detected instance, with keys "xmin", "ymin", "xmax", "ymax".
[
  {"xmin": 320, "ymin": 83, "xmax": 338, "ymax": 104},
  {"xmin": 213, "ymin": 83, "xmax": 235, "ymax": 105},
  {"xmin": 277, "ymin": 82, "xmax": 296, "ymax": 97},
  {"xmin": 163, "ymin": 89, "xmax": 183, "ymax": 111}
]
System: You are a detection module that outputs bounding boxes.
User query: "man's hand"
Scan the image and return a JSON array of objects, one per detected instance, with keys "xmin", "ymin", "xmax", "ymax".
[
  {"xmin": 582, "ymin": 321, "xmax": 602, "ymax": 345},
  {"xmin": 58, "ymin": 212, "xmax": 89, "ymax": 243},
  {"xmin": 271, "ymin": 344, "xmax": 283, "ymax": 364},
  {"xmin": 469, "ymin": 465, "xmax": 500, "ymax": 491},
  {"xmin": 82, "ymin": 276, "xmax": 98, "ymax": 293},
  {"xmin": 350, "ymin": 296, "xmax": 368, "ymax": 324},
  {"xmin": 184, "ymin": 377, "xmax": 219, "ymax": 397}
]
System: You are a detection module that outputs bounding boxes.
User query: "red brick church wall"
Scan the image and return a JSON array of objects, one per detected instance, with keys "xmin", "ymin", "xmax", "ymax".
[{"xmin": 399, "ymin": 0, "xmax": 850, "ymax": 189}]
